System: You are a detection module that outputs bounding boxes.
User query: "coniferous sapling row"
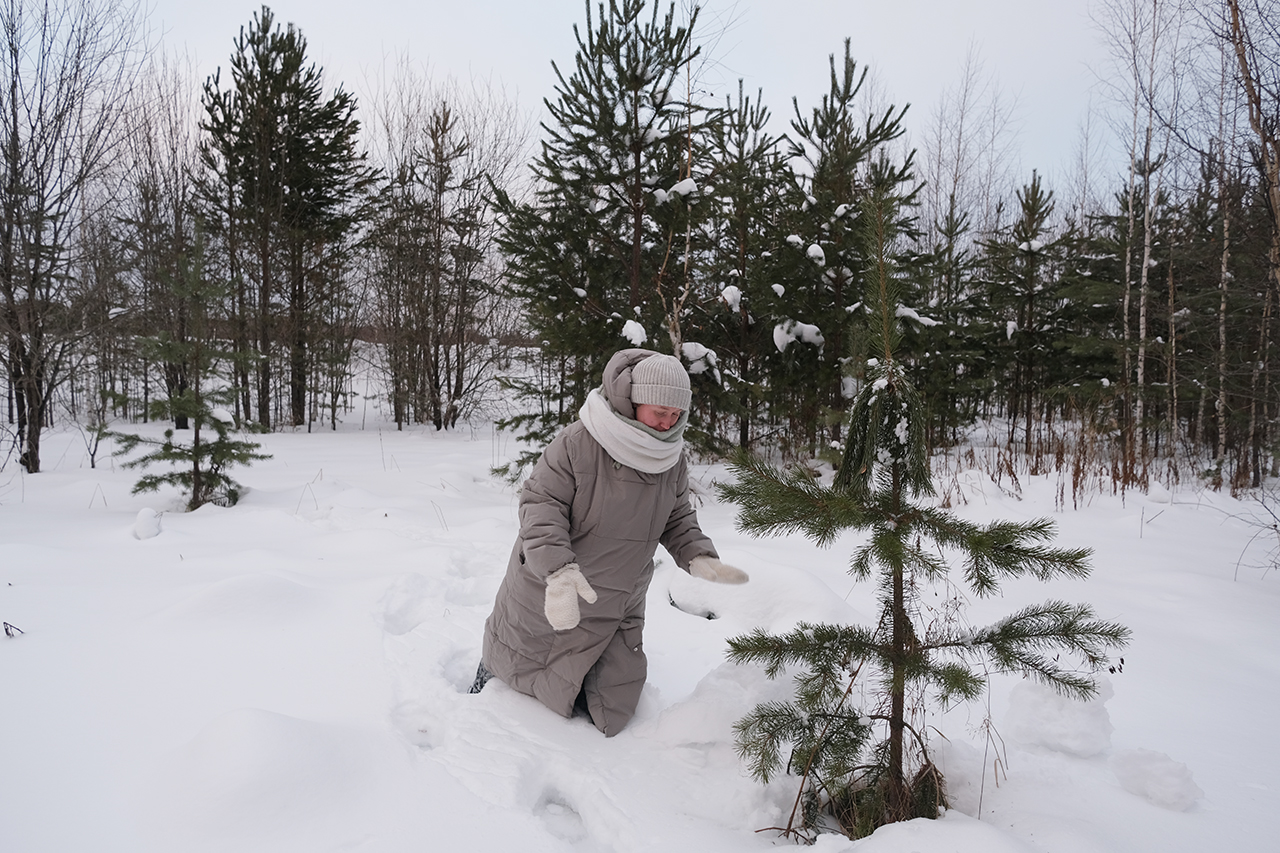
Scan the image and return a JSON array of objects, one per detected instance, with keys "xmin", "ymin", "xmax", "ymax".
[{"xmin": 718, "ymin": 164, "xmax": 1131, "ymax": 842}]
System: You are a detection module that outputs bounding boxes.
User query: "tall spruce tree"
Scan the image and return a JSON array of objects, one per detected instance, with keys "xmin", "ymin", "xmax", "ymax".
[
  {"xmin": 980, "ymin": 173, "xmax": 1075, "ymax": 454},
  {"xmin": 911, "ymin": 196, "xmax": 989, "ymax": 449},
  {"xmin": 718, "ymin": 161, "xmax": 1129, "ymax": 842},
  {"xmin": 492, "ymin": 0, "xmax": 704, "ymax": 469},
  {"xmin": 198, "ymin": 5, "xmax": 375, "ymax": 429}
]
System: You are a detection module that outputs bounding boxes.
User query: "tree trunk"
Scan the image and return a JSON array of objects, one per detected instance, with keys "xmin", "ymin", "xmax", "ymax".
[
  {"xmin": 256, "ymin": 226, "xmax": 272, "ymax": 428},
  {"xmin": 289, "ymin": 244, "xmax": 307, "ymax": 427},
  {"xmin": 1165, "ymin": 247, "xmax": 1178, "ymax": 479},
  {"xmin": 1216, "ymin": 187, "xmax": 1230, "ymax": 485}
]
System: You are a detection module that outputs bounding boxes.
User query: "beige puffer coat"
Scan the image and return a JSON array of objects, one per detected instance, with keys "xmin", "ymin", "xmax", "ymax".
[{"xmin": 482, "ymin": 352, "xmax": 716, "ymax": 736}]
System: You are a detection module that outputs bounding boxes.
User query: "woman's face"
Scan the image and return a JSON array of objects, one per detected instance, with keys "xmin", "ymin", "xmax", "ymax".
[{"xmin": 635, "ymin": 403, "xmax": 683, "ymax": 432}]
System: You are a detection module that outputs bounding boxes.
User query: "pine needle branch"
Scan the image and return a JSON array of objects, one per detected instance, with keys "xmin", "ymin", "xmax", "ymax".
[
  {"xmin": 959, "ymin": 518, "xmax": 1093, "ymax": 596},
  {"xmin": 727, "ymin": 622, "xmax": 880, "ymax": 679},
  {"xmin": 968, "ymin": 601, "xmax": 1131, "ymax": 698},
  {"xmin": 717, "ymin": 453, "xmax": 870, "ymax": 545}
]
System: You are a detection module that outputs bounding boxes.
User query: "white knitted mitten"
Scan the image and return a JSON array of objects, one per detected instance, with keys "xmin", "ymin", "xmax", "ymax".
[
  {"xmin": 544, "ymin": 563, "xmax": 598, "ymax": 631},
  {"xmin": 689, "ymin": 555, "xmax": 750, "ymax": 584}
]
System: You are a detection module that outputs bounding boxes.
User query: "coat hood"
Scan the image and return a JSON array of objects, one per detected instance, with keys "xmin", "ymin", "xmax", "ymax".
[{"xmin": 600, "ymin": 348, "xmax": 655, "ymax": 420}]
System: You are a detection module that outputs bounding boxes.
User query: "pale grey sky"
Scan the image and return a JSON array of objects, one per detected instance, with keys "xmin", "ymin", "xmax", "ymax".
[{"xmin": 146, "ymin": 0, "xmax": 1113, "ymax": 181}]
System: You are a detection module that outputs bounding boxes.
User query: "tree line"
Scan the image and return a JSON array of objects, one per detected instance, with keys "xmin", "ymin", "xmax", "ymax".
[
  {"xmin": 1, "ymin": 1, "xmax": 528, "ymax": 476},
  {"xmin": 2, "ymin": 0, "xmax": 1277, "ymax": 497},
  {"xmin": 496, "ymin": 0, "xmax": 1280, "ymax": 494}
]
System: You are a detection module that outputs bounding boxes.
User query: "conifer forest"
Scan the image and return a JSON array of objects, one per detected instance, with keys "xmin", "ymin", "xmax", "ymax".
[{"xmin": 2, "ymin": 0, "xmax": 1279, "ymax": 499}]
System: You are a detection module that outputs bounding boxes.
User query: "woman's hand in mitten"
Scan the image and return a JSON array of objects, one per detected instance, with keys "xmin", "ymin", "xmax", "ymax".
[
  {"xmin": 689, "ymin": 555, "xmax": 749, "ymax": 584},
  {"xmin": 544, "ymin": 563, "xmax": 597, "ymax": 630}
]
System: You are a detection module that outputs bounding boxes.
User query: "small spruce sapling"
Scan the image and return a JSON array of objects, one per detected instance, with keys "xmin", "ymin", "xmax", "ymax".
[
  {"xmin": 114, "ymin": 396, "xmax": 268, "ymax": 511},
  {"xmin": 111, "ymin": 246, "xmax": 268, "ymax": 511},
  {"xmin": 718, "ymin": 162, "xmax": 1130, "ymax": 841}
]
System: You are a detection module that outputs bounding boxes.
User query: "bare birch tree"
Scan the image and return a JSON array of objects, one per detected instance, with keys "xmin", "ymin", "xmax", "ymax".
[
  {"xmin": 1223, "ymin": 0, "xmax": 1280, "ymax": 486},
  {"xmin": 365, "ymin": 60, "xmax": 530, "ymax": 429},
  {"xmin": 118, "ymin": 51, "xmax": 203, "ymax": 430},
  {"xmin": 920, "ymin": 45, "xmax": 1020, "ymax": 256},
  {"xmin": 1094, "ymin": 0, "xmax": 1187, "ymax": 481},
  {"xmin": 0, "ymin": 0, "xmax": 146, "ymax": 472}
]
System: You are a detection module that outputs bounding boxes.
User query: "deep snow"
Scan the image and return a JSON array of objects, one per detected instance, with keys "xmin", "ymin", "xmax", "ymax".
[{"xmin": 1, "ymin": 417, "xmax": 1276, "ymax": 852}]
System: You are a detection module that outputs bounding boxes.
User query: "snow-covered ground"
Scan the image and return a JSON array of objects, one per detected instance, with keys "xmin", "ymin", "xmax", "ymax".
[{"xmin": 1, "ymin": 419, "xmax": 1275, "ymax": 852}]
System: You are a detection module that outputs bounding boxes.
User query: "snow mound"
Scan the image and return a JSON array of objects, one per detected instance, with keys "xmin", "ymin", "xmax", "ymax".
[
  {"xmin": 831, "ymin": 809, "xmax": 1037, "ymax": 852},
  {"xmin": 1146, "ymin": 479, "xmax": 1172, "ymax": 504},
  {"xmin": 634, "ymin": 664, "xmax": 762, "ymax": 746},
  {"xmin": 1006, "ymin": 678, "xmax": 1114, "ymax": 757},
  {"xmin": 379, "ymin": 572, "xmax": 437, "ymax": 635},
  {"xmin": 155, "ymin": 574, "xmax": 327, "ymax": 626},
  {"xmin": 163, "ymin": 709, "xmax": 369, "ymax": 819},
  {"xmin": 134, "ymin": 508, "xmax": 162, "ymax": 540},
  {"xmin": 1110, "ymin": 748, "xmax": 1203, "ymax": 811}
]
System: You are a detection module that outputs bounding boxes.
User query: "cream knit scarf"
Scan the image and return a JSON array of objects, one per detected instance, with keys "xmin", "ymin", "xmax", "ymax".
[{"xmin": 579, "ymin": 388, "xmax": 686, "ymax": 474}]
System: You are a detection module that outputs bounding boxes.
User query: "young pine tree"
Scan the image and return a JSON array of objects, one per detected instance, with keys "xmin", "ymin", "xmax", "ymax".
[
  {"xmin": 767, "ymin": 40, "xmax": 911, "ymax": 457},
  {"xmin": 112, "ymin": 245, "xmax": 268, "ymax": 511},
  {"xmin": 718, "ymin": 165, "xmax": 1130, "ymax": 841},
  {"xmin": 692, "ymin": 81, "xmax": 787, "ymax": 453}
]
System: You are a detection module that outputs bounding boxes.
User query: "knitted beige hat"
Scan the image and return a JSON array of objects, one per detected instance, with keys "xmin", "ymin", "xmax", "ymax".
[{"xmin": 630, "ymin": 354, "xmax": 691, "ymax": 410}]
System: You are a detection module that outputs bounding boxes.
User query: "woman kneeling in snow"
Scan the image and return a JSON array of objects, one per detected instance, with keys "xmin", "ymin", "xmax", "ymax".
[{"xmin": 473, "ymin": 348, "xmax": 748, "ymax": 736}]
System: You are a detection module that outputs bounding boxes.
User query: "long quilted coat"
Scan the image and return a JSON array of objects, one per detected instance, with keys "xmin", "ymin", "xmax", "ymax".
[{"xmin": 481, "ymin": 351, "xmax": 717, "ymax": 736}]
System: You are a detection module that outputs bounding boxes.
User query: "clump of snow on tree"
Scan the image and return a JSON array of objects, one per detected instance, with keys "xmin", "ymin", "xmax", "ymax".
[
  {"xmin": 621, "ymin": 319, "xmax": 647, "ymax": 346},
  {"xmin": 1007, "ymin": 320, "xmax": 1018, "ymax": 340},
  {"xmin": 1110, "ymin": 749, "xmax": 1204, "ymax": 812},
  {"xmin": 773, "ymin": 319, "xmax": 824, "ymax": 353},
  {"xmin": 209, "ymin": 408, "xmax": 235, "ymax": 426},
  {"xmin": 681, "ymin": 342, "xmax": 720, "ymax": 381},
  {"xmin": 573, "ymin": 287, "xmax": 588, "ymax": 298},
  {"xmin": 895, "ymin": 417, "xmax": 910, "ymax": 446},
  {"xmin": 771, "ymin": 284, "xmax": 785, "ymax": 297},
  {"xmin": 896, "ymin": 305, "xmax": 940, "ymax": 327},
  {"xmin": 668, "ymin": 178, "xmax": 697, "ymax": 198},
  {"xmin": 719, "ymin": 285, "xmax": 741, "ymax": 312},
  {"xmin": 806, "ymin": 244, "xmax": 826, "ymax": 265},
  {"xmin": 785, "ymin": 234, "xmax": 803, "ymax": 247}
]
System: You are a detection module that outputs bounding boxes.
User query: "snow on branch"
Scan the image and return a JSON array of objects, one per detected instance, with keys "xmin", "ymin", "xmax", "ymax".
[{"xmin": 895, "ymin": 305, "xmax": 940, "ymax": 327}]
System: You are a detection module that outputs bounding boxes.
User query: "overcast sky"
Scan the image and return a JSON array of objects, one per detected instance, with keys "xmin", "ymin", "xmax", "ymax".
[{"xmin": 145, "ymin": 0, "xmax": 1117, "ymax": 183}]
